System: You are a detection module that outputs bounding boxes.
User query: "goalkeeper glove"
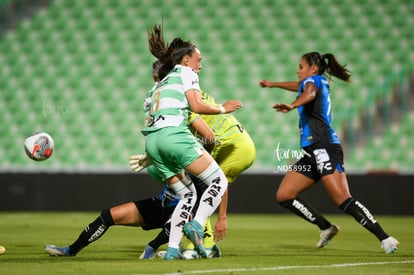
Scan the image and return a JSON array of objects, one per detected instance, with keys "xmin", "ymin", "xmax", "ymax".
[{"xmin": 129, "ymin": 152, "xmax": 152, "ymax": 173}]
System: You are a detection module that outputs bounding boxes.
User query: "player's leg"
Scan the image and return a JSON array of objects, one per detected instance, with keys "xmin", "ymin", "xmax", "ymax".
[
  {"xmin": 201, "ymin": 217, "xmax": 215, "ymax": 248},
  {"xmin": 164, "ymin": 174, "xmax": 197, "ymax": 260},
  {"xmin": 45, "ymin": 208, "xmax": 115, "ymax": 256},
  {"xmin": 45, "ymin": 202, "xmax": 145, "ymax": 256},
  {"xmin": 212, "ymin": 134, "xmax": 256, "ymax": 242},
  {"xmin": 183, "ymin": 153, "xmax": 228, "ymax": 258},
  {"xmin": 138, "ymin": 196, "xmax": 174, "ymax": 259},
  {"xmin": 180, "ymin": 175, "xmax": 220, "ymax": 259},
  {"xmin": 182, "ymin": 217, "xmax": 219, "ymax": 259},
  {"xmin": 276, "ymin": 170, "xmax": 338, "ymax": 247},
  {"xmin": 140, "ymin": 222, "xmax": 170, "ymax": 260},
  {"xmin": 323, "ymin": 170, "xmax": 399, "ymax": 253},
  {"xmin": 277, "ymin": 171, "xmax": 333, "ymax": 229},
  {"xmin": 145, "ymin": 128, "xmax": 202, "ymax": 259}
]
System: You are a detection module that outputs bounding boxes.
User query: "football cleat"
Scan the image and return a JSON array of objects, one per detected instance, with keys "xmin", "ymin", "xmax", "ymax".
[
  {"xmin": 381, "ymin": 236, "xmax": 399, "ymax": 254},
  {"xmin": 164, "ymin": 247, "xmax": 183, "ymax": 260},
  {"xmin": 207, "ymin": 244, "xmax": 222, "ymax": 258},
  {"xmin": 156, "ymin": 250, "xmax": 166, "ymax": 258},
  {"xmin": 316, "ymin": 224, "xmax": 339, "ymax": 248},
  {"xmin": 182, "ymin": 221, "xmax": 207, "ymax": 258},
  {"xmin": 182, "ymin": 249, "xmax": 199, "ymax": 260},
  {"xmin": 139, "ymin": 245, "xmax": 156, "ymax": 259},
  {"xmin": 45, "ymin": 244, "xmax": 72, "ymax": 256}
]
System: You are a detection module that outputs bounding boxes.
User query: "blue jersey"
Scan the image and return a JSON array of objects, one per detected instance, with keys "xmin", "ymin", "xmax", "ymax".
[{"xmin": 297, "ymin": 75, "xmax": 340, "ymax": 147}]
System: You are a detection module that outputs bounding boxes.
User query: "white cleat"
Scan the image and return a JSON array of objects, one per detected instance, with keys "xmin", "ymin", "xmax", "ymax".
[
  {"xmin": 317, "ymin": 224, "xmax": 339, "ymax": 248},
  {"xmin": 44, "ymin": 244, "xmax": 72, "ymax": 256},
  {"xmin": 381, "ymin": 236, "xmax": 399, "ymax": 254}
]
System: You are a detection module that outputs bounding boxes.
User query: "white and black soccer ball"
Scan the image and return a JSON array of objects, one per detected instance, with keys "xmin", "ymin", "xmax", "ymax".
[{"xmin": 24, "ymin": 132, "xmax": 54, "ymax": 161}]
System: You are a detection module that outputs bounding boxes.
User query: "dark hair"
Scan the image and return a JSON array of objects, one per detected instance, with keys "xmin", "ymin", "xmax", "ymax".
[
  {"xmin": 147, "ymin": 24, "xmax": 197, "ymax": 80},
  {"xmin": 302, "ymin": 52, "xmax": 351, "ymax": 83},
  {"xmin": 151, "ymin": 60, "xmax": 162, "ymax": 82}
]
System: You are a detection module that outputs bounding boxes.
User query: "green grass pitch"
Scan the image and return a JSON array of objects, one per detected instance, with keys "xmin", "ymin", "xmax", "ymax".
[{"xmin": 0, "ymin": 213, "xmax": 413, "ymax": 274}]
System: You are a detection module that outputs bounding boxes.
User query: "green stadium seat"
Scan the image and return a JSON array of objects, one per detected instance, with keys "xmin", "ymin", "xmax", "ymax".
[{"xmin": 0, "ymin": 0, "xmax": 413, "ymax": 172}]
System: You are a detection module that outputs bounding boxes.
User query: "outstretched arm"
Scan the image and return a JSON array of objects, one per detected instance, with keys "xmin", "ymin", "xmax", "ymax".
[
  {"xmin": 186, "ymin": 90, "xmax": 243, "ymax": 114},
  {"xmin": 259, "ymin": 80, "xmax": 299, "ymax": 92},
  {"xmin": 273, "ymin": 82, "xmax": 317, "ymax": 113}
]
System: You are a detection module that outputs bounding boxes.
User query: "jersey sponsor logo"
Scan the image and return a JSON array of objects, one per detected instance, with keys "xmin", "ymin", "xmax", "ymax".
[
  {"xmin": 202, "ymin": 196, "xmax": 214, "ymax": 207},
  {"xmin": 175, "ymin": 190, "xmax": 195, "ymax": 227},
  {"xmin": 313, "ymin": 149, "xmax": 332, "ymax": 174},
  {"xmin": 292, "ymin": 199, "xmax": 316, "ymax": 222},
  {"xmin": 317, "ymin": 162, "xmax": 332, "ymax": 174},
  {"xmin": 202, "ymin": 182, "xmax": 223, "ymax": 207},
  {"xmin": 313, "ymin": 149, "xmax": 330, "ymax": 163}
]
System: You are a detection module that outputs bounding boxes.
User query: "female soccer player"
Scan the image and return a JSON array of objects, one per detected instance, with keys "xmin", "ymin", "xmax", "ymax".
[
  {"xmin": 259, "ymin": 52, "xmax": 399, "ymax": 254},
  {"xmin": 143, "ymin": 25, "xmax": 243, "ymax": 259}
]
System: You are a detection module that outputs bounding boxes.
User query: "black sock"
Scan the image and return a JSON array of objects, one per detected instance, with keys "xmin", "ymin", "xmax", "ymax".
[
  {"xmin": 339, "ymin": 197, "xmax": 389, "ymax": 241},
  {"xmin": 148, "ymin": 223, "xmax": 170, "ymax": 251},
  {"xmin": 68, "ymin": 209, "xmax": 115, "ymax": 255},
  {"xmin": 280, "ymin": 197, "xmax": 331, "ymax": 230}
]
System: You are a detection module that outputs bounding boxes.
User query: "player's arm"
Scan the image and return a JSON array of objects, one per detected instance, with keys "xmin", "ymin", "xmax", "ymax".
[
  {"xmin": 273, "ymin": 82, "xmax": 317, "ymax": 113},
  {"xmin": 214, "ymin": 189, "xmax": 228, "ymax": 242},
  {"xmin": 189, "ymin": 116, "xmax": 215, "ymax": 153},
  {"xmin": 186, "ymin": 89, "xmax": 243, "ymax": 114},
  {"xmin": 259, "ymin": 80, "xmax": 299, "ymax": 92}
]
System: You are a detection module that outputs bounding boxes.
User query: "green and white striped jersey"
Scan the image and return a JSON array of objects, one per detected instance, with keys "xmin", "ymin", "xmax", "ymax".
[{"xmin": 142, "ymin": 65, "xmax": 201, "ymax": 135}]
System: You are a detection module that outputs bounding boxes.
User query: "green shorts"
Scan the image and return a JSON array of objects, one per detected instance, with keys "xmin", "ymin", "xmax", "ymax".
[
  {"xmin": 145, "ymin": 126, "xmax": 204, "ymax": 181},
  {"xmin": 146, "ymin": 165, "xmax": 163, "ymax": 184}
]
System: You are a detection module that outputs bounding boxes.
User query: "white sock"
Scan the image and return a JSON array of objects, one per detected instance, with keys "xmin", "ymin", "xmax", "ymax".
[
  {"xmin": 167, "ymin": 177, "xmax": 196, "ymax": 249},
  {"xmin": 193, "ymin": 161, "xmax": 228, "ymax": 226}
]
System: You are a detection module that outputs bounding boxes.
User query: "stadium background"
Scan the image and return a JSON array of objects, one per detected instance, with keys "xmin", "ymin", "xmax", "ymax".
[{"xmin": 0, "ymin": 0, "xmax": 413, "ymax": 213}]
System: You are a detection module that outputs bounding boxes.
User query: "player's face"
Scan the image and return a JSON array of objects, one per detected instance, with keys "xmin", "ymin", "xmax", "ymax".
[
  {"xmin": 183, "ymin": 48, "xmax": 202, "ymax": 73},
  {"xmin": 297, "ymin": 57, "xmax": 317, "ymax": 82}
]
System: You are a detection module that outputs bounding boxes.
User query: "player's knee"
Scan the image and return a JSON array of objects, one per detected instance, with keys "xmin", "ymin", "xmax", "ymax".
[
  {"xmin": 276, "ymin": 189, "xmax": 296, "ymax": 204},
  {"xmin": 100, "ymin": 209, "xmax": 115, "ymax": 226}
]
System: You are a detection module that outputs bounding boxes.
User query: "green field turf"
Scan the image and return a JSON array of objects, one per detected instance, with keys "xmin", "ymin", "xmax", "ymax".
[{"xmin": 0, "ymin": 213, "xmax": 413, "ymax": 274}]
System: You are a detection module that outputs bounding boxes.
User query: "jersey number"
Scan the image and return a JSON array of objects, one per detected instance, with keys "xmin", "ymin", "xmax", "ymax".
[{"xmin": 144, "ymin": 90, "xmax": 161, "ymax": 127}]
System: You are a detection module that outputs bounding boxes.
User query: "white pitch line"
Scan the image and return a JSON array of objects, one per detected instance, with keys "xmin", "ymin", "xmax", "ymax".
[{"xmin": 135, "ymin": 260, "xmax": 414, "ymax": 275}]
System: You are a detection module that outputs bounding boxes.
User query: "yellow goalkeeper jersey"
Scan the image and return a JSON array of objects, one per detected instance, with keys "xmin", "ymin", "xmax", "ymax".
[
  {"xmin": 188, "ymin": 92, "xmax": 242, "ymax": 140},
  {"xmin": 188, "ymin": 91, "xmax": 256, "ymax": 183}
]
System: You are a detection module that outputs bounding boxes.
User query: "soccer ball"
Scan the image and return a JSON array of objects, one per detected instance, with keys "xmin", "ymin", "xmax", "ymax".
[{"xmin": 24, "ymin": 132, "xmax": 54, "ymax": 161}]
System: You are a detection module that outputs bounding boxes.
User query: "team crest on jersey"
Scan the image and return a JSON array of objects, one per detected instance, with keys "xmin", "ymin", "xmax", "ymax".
[{"xmin": 313, "ymin": 148, "xmax": 332, "ymax": 173}]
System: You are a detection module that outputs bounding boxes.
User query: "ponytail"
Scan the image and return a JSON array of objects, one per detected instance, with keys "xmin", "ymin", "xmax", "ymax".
[
  {"xmin": 322, "ymin": 53, "xmax": 351, "ymax": 83},
  {"xmin": 147, "ymin": 24, "xmax": 197, "ymax": 80},
  {"xmin": 148, "ymin": 24, "xmax": 173, "ymax": 79},
  {"xmin": 147, "ymin": 24, "xmax": 168, "ymax": 60},
  {"xmin": 303, "ymin": 52, "xmax": 351, "ymax": 83}
]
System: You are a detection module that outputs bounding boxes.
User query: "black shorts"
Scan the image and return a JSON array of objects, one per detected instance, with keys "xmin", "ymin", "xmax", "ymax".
[
  {"xmin": 134, "ymin": 197, "xmax": 174, "ymax": 231},
  {"xmin": 293, "ymin": 143, "xmax": 345, "ymax": 182}
]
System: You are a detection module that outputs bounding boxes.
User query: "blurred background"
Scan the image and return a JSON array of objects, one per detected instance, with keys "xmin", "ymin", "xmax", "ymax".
[{"xmin": 0, "ymin": 0, "xmax": 413, "ymax": 212}]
